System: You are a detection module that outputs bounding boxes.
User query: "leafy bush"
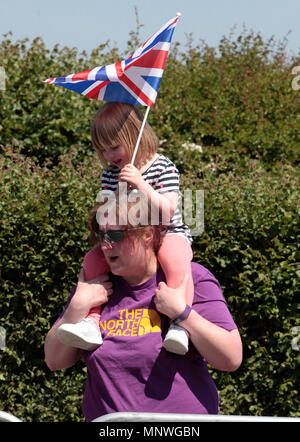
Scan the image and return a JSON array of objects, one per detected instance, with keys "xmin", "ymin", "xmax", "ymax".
[
  {"xmin": 154, "ymin": 29, "xmax": 300, "ymax": 166},
  {"xmin": 0, "ymin": 34, "xmax": 120, "ymax": 165},
  {"xmin": 0, "ymin": 147, "xmax": 102, "ymax": 421},
  {"xmin": 189, "ymin": 159, "xmax": 299, "ymax": 416}
]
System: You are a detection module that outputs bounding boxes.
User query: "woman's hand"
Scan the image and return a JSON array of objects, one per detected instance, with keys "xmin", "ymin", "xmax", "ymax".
[
  {"xmin": 44, "ymin": 269, "xmax": 113, "ymax": 371},
  {"xmin": 154, "ymin": 275, "xmax": 189, "ymax": 320},
  {"xmin": 118, "ymin": 164, "xmax": 144, "ymax": 189},
  {"xmin": 155, "ymin": 274, "xmax": 242, "ymax": 371},
  {"xmin": 64, "ymin": 269, "xmax": 113, "ymax": 323}
]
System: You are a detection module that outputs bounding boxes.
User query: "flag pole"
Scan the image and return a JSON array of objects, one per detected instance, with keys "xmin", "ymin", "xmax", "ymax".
[
  {"xmin": 130, "ymin": 13, "xmax": 181, "ymax": 166},
  {"xmin": 130, "ymin": 105, "xmax": 151, "ymax": 165}
]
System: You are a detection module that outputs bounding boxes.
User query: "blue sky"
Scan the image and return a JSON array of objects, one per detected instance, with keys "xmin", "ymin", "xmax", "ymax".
[{"xmin": 1, "ymin": 0, "xmax": 300, "ymax": 56}]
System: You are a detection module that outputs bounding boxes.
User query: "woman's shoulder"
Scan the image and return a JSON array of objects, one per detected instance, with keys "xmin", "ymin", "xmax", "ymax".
[
  {"xmin": 190, "ymin": 261, "xmax": 217, "ymax": 279},
  {"xmin": 156, "ymin": 262, "xmax": 219, "ymax": 288},
  {"xmin": 190, "ymin": 262, "xmax": 225, "ymax": 301}
]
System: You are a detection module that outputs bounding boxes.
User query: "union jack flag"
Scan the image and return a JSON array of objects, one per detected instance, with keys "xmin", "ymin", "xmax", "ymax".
[{"xmin": 45, "ymin": 14, "xmax": 181, "ymax": 107}]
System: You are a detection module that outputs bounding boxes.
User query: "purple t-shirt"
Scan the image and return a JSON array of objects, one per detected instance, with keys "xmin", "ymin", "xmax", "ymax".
[{"xmin": 59, "ymin": 262, "xmax": 236, "ymax": 421}]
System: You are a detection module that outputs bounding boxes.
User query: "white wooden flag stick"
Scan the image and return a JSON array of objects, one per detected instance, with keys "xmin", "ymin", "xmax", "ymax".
[{"xmin": 130, "ymin": 105, "xmax": 151, "ymax": 165}]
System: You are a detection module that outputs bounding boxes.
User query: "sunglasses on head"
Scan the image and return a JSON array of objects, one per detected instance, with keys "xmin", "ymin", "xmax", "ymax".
[{"xmin": 94, "ymin": 227, "xmax": 145, "ymax": 244}]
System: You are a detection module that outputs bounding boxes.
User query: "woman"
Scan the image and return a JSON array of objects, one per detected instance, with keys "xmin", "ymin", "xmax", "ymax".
[{"xmin": 44, "ymin": 198, "xmax": 242, "ymax": 422}]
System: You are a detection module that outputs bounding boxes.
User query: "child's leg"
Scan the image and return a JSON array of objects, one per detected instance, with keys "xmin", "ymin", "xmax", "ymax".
[
  {"xmin": 83, "ymin": 245, "xmax": 110, "ymax": 324},
  {"xmin": 158, "ymin": 234, "xmax": 194, "ymax": 307},
  {"xmin": 158, "ymin": 234, "xmax": 193, "ymax": 355},
  {"xmin": 57, "ymin": 245, "xmax": 110, "ymax": 351}
]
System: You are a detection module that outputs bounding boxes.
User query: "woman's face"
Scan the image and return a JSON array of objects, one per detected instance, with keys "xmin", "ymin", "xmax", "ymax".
[
  {"xmin": 102, "ymin": 144, "xmax": 130, "ymax": 169},
  {"xmin": 99, "ymin": 224, "xmax": 154, "ymax": 285}
]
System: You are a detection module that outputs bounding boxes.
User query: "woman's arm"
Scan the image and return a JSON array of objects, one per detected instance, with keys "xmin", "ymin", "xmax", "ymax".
[
  {"xmin": 180, "ymin": 310, "xmax": 242, "ymax": 371},
  {"xmin": 44, "ymin": 270, "xmax": 112, "ymax": 371},
  {"xmin": 45, "ymin": 317, "xmax": 83, "ymax": 371},
  {"xmin": 154, "ymin": 275, "xmax": 243, "ymax": 371}
]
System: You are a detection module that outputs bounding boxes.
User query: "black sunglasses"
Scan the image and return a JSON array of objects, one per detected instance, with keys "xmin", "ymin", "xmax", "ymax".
[{"xmin": 94, "ymin": 227, "xmax": 146, "ymax": 244}]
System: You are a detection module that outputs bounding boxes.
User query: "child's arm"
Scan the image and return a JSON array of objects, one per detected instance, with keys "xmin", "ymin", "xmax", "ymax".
[
  {"xmin": 118, "ymin": 164, "xmax": 178, "ymax": 222},
  {"xmin": 45, "ymin": 270, "xmax": 112, "ymax": 371}
]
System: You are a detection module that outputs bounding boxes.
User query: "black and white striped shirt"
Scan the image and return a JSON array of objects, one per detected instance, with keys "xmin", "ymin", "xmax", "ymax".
[{"xmin": 101, "ymin": 154, "xmax": 192, "ymax": 244}]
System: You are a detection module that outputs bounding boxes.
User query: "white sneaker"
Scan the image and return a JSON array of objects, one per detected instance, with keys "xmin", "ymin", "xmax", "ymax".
[
  {"xmin": 57, "ymin": 318, "xmax": 103, "ymax": 351},
  {"xmin": 163, "ymin": 324, "xmax": 189, "ymax": 355}
]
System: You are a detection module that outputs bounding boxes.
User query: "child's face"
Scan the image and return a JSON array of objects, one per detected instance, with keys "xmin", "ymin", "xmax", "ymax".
[{"xmin": 102, "ymin": 144, "xmax": 130, "ymax": 169}]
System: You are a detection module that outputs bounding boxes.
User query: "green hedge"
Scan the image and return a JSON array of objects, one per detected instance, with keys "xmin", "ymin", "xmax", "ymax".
[
  {"xmin": 157, "ymin": 30, "xmax": 300, "ymax": 166},
  {"xmin": 0, "ymin": 147, "xmax": 299, "ymax": 421},
  {"xmin": 190, "ymin": 159, "xmax": 299, "ymax": 416},
  {"xmin": 0, "ymin": 148, "xmax": 101, "ymax": 421}
]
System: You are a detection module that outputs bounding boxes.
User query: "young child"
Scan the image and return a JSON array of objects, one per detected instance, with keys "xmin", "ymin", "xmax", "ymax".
[{"xmin": 57, "ymin": 102, "xmax": 194, "ymax": 355}]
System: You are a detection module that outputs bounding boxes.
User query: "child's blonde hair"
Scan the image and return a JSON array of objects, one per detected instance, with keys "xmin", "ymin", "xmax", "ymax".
[{"xmin": 91, "ymin": 102, "xmax": 158, "ymax": 168}]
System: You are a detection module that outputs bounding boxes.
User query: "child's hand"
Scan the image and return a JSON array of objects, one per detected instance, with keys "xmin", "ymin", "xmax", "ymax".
[
  {"xmin": 154, "ymin": 275, "xmax": 189, "ymax": 320},
  {"xmin": 118, "ymin": 164, "xmax": 144, "ymax": 189}
]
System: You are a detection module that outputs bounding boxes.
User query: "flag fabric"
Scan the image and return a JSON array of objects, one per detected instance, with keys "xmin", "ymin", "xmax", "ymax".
[{"xmin": 45, "ymin": 14, "xmax": 181, "ymax": 107}]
